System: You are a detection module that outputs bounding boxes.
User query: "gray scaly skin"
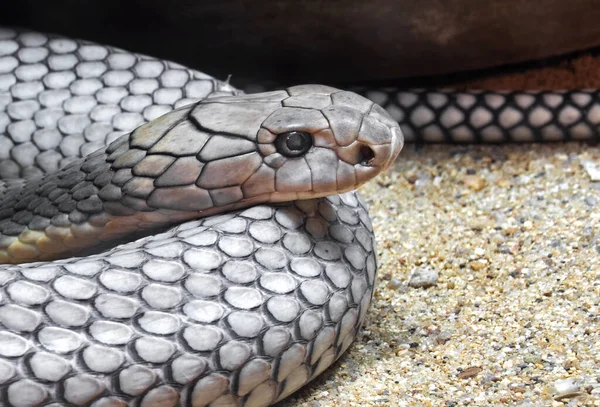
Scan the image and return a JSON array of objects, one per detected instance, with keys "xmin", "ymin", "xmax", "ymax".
[
  {"xmin": 356, "ymin": 87, "xmax": 600, "ymax": 143},
  {"xmin": 0, "ymin": 27, "xmax": 403, "ymax": 406}
]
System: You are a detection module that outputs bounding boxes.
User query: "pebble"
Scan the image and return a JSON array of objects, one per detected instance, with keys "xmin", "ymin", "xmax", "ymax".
[
  {"xmin": 495, "ymin": 177, "xmax": 511, "ymax": 188},
  {"xmin": 458, "ymin": 366, "xmax": 483, "ymax": 379},
  {"xmin": 388, "ymin": 278, "xmax": 402, "ymax": 289},
  {"xmin": 469, "ymin": 260, "xmax": 487, "ymax": 270},
  {"xmin": 582, "ymin": 159, "xmax": 600, "ymax": 181},
  {"xmin": 407, "ymin": 266, "xmax": 439, "ymax": 288},
  {"xmin": 462, "ymin": 174, "xmax": 486, "ymax": 191},
  {"xmin": 551, "ymin": 378, "xmax": 581, "ymax": 400}
]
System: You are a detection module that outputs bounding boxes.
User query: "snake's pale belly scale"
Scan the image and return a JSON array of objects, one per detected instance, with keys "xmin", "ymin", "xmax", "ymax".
[{"xmin": 0, "ymin": 27, "xmax": 403, "ymax": 406}]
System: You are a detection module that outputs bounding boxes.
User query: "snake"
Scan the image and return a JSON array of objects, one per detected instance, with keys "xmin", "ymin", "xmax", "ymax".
[
  {"xmin": 0, "ymin": 27, "xmax": 404, "ymax": 407},
  {"xmin": 0, "ymin": 26, "xmax": 596, "ymax": 407}
]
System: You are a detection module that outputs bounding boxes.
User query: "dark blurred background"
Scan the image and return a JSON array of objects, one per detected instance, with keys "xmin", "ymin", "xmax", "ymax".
[{"xmin": 2, "ymin": 0, "xmax": 600, "ymax": 88}]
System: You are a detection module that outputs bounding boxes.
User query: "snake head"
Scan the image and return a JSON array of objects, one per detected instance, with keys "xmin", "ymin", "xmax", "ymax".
[
  {"xmin": 115, "ymin": 85, "xmax": 403, "ymax": 214},
  {"xmin": 186, "ymin": 84, "xmax": 403, "ymax": 203}
]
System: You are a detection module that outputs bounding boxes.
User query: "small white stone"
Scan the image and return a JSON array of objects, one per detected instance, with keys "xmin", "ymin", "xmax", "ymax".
[
  {"xmin": 552, "ymin": 378, "xmax": 581, "ymax": 400},
  {"xmin": 582, "ymin": 160, "xmax": 600, "ymax": 181},
  {"xmin": 408, "ymin": 266, "xmax": 439, "ymax": 288}
]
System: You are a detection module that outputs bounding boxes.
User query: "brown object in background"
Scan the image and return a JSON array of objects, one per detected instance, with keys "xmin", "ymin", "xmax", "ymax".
[
  {"xmin": 454, "ymin": 54, "xmax": 600, "ymax": 90},
  {"xmin": 2, "ymin": 0, "xmax": 600, "ymax": 86}
]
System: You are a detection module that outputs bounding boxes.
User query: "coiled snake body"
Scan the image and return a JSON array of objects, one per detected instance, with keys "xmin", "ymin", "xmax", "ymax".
[
  {"xmin": 0, "ymin": 27, "xmax": 402, "ymax": 406},
  {"xmin": 0, "ymin": 27, "xmax": 596, "ymax": 407}
]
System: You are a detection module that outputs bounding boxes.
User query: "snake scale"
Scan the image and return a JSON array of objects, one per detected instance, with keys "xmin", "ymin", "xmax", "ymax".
[{"xmin": 0, "ymin": 26, "xmax": 596, "ymax": 407}]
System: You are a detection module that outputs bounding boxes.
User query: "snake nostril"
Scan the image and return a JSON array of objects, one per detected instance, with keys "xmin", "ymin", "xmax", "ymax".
[{"xmin": 359, "ymin": 145, "xmax": 375, "ymax": 166}]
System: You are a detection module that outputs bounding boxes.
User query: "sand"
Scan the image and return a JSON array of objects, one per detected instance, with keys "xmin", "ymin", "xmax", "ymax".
[{"xmin": 279, "ymin": 55, "xmax": 600, "ymax": 406}]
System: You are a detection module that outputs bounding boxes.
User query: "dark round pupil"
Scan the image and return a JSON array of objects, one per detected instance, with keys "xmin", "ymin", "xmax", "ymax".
[
  {"xmin": 275, "ymin": 131, "xmax": 312, "ymax": 157},
  {"xmin": 286, "ymin": 132, "xmax": 305, "ymax": 150}
]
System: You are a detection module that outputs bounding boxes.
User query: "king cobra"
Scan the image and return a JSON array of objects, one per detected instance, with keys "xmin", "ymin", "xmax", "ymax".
[{"xmin": 0, "ymin": 27, "xmax": 596, "ymax": 407}]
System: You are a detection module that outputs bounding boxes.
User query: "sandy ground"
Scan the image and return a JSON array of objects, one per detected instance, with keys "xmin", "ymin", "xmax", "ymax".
[{"xmin": 279, "ymin": 55, "xmax": 600, "ymax": 406}]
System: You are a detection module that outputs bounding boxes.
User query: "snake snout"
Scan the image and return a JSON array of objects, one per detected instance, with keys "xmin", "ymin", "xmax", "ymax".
[{"xmin": 363, "ymin": 105, "xmax": 404, "ymax": 171}]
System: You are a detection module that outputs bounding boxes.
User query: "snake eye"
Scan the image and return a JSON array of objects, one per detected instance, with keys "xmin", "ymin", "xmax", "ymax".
[{"xmin": 275, "ymin": 131, "xmax": 313, "ymax": 157}]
